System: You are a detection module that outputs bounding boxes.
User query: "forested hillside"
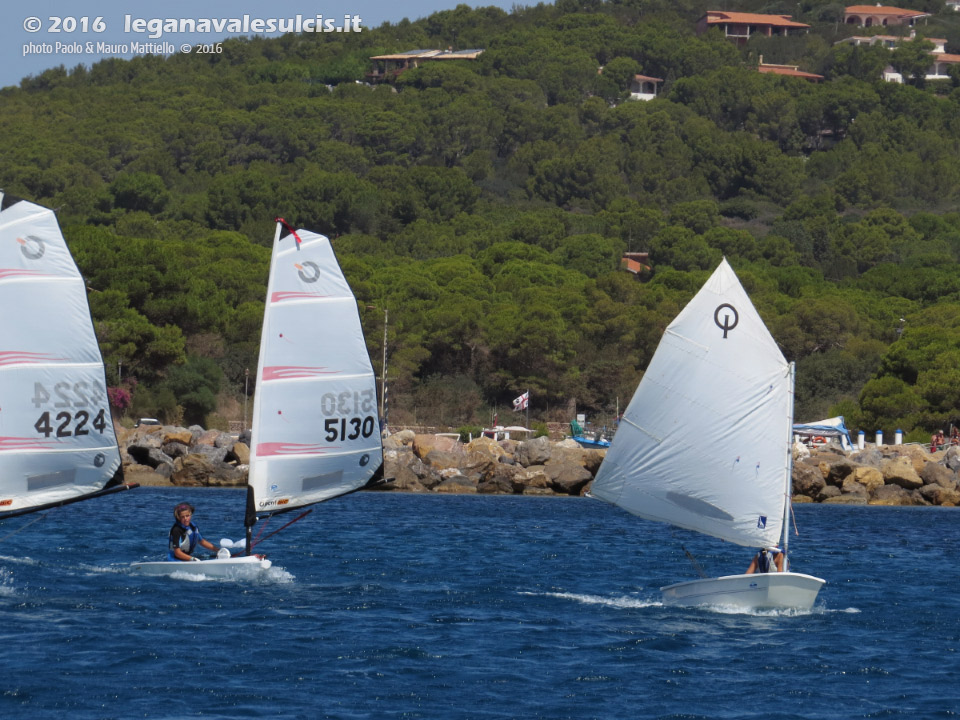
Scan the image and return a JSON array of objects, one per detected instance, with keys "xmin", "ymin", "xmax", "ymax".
[{"xmin": 2, "ymin": 0, "xmax": 960, "ymax": 437}]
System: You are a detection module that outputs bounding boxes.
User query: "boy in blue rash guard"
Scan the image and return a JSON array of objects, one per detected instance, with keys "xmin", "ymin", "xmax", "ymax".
[{"xmin": 168, "ymin": 503, "xmax": 219, "ymax": 561}]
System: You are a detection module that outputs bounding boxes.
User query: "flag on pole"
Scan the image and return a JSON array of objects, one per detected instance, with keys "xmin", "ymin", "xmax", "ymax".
[
  {"xmin": 512, "ymin": 391, "xmax": 529, "ymax": 411},
  {"xmin": 493, "ymin": 412, "xmax": 499, "ymax": 427}
]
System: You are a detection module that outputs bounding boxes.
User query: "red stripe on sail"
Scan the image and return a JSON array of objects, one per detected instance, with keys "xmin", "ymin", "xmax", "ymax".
[
  {"xmin": 0, "ymin": 436, "xmax": 56, "ymax": 450},
  {"xmin": 261, "ymin": 366, "xmax": 339, "ymax": 381},
  {"xmin": 0, "ymin": 269, "xmax": 54, "ymax": 280},
  {"xmin": 0, "ymin": 351, "xmax": 66, "ymax": 367},
  {"xmin": 256, "ymin": 442, "xmax": 338, "ymax": 457},
  {"xmin": 270, "ymin": 291, "xmax": 330, "ymax": 303}
]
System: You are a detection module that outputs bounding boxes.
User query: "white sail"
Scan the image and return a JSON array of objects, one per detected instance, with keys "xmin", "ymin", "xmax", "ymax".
[
  {"xmin": 247, "ymin": 223, "xmax": 383, "ymax": 522},
  {"xmin": 591, "ymin": 258, "xmax": 791, "ymax": 548},
  {"xmin": 0, "ymin": 193, "xmax": 126, "ymax": 517}
]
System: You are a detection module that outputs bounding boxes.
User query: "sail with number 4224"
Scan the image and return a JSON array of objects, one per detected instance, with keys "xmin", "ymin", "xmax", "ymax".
[{"xmin": 0, "ymin": 192, "xmax": 137, "ymax": 520}]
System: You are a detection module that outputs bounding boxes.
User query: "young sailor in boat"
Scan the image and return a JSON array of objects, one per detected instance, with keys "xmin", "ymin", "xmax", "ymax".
[
  {"xmin": 746, "ymin": 547, "xmax": 784, "ymax": 574},
  {"xmin": 168, "ymin": 503, "xmax": 220, "ymax": 561}
]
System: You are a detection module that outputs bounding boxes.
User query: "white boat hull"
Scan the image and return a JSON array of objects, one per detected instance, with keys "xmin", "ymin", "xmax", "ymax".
[
  {"xmin": 131, "ymin": 555, "xmax": 272, "ymax": 578},
  {"xmin": 661, "ymin": 571, "xmax": 825, "ymax": 611}
]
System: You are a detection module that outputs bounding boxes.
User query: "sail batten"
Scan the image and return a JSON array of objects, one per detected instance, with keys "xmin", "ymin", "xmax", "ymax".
[
  {"xmin": 0, "ymin": 193, "xmax": 128, "ymax": 517},
  {"xmin": 248, "ymin": 223, "xmax": 383, "ymax": 522},
  {"xmin": 592, "ymin": 259, "xmax": 790, "ymax": 549}
]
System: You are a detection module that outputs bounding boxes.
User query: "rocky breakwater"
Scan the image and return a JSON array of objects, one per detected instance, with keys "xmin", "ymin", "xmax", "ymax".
[
  {"xmin": 379, "ymin": 431, "xmax": 604, "ymax": 496},
  {"xmin": 792, "ymin": 443, "xmax": 960, "ymax": 506},
  {"xmin": 118, "ymin": 424, "xmax": 249, "ymax": 487}
]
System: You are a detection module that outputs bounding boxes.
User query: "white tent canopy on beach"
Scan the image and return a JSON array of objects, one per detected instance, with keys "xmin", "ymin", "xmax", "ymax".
[{"xmin": 793, "ymin": 416, "xmax": 853, "ymax": 448}]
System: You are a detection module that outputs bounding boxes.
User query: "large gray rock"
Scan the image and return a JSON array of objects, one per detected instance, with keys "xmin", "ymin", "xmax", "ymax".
[
  {"xmin": 850, "ymin": 466, "xmax": 885, "ymax": 494},
  {"xmin": 383, "ymin": 429, "xmax": 415, "ymax": 451},
  {"xmin": 124, "ymin": 464, "xmax": 172, "ymax": 487},
  {"xmin": 433, "ymin": 471, "xmax": 477, "ymax": 494},
  {"xmin": 171, "ymin": 454, "xmax": 243, "ymax": 487},
  {"xmin": 545, "ymin": 461, "xmax": 593, "ymax": 496},
  {"xmin": 921, "ymin": 462, "xmax": 957, "ymax": 489},
  {"xmin": 424, "ymin": 449, "xmax": 464, "ymax": 472},
  {"xmin": 161, "ymin": 441, "xmax": 190, "ymax": 460},
  {"xmin": 189, "ymin": 444, "xmax": 229, "ymax": 465},
  {"xmin": 162, "ymin": 427, "xmax": 194, "ymax": 445},
  {"xmin": 516, "ymin": 436, "xmax": 552, "ymax": 467},
  {"xmin": 412, "ymin": 434, "xmax": 462, "ymax": 460},
  {"xmin": 871, "ymin": 483, "xmax": 916, "ymax": 506},
  {"xmin": 881, "ymin": 457, "xmax": 923, "ymax": 490},
  {"xmin": 383, "ymin": 450, "xmax": 428, "ymax": 493},
  {"xmin": 841, "ymin": 477, "xmax": 869, "ymax": 499},
  {"xmin": 128, "ymin": 444, "xmax": 174, "ymax": 472},
  {"xmin": 817, "ymin": 485, "xmax": 841, "ymax": 502},
  {"xmin": 920, "ymin": 484, "xmax": 960, "ymax": 506},
  {"xmin": 848, "ymin": 447, "xmax": 883, "ymax": 469},
  {"xmin": 942, "ymin": 446, "xmax": 960, "ymax": 472},
  {"xmin": 823, "ymin": 493, "xmax": 868, "ymax": 505},
  {"xmin": 512, "ymin": 466, "xmax": 551, "ymax": 493},
  {"xmin": 818, "ymin": 455, "xmax": 857, "ymax": 487},
  {"xmin": 793, "ymin": 464, "xmax": 826, "ymax": 497},
  {"xmin": 478, "ymin": 464, "xmax": 521, "ymax": 494}
]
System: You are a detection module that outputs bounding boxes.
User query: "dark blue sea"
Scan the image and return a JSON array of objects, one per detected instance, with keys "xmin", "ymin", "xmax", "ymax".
[{"xmin": 1, "ymin": 489, "xmax": 958, "ymax": 719}]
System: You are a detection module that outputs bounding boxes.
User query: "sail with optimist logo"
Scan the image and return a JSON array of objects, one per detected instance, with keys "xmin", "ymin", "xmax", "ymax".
[
  {"xmin": 590, "ymin": 258, "xmax": 824, "ymax": 609},
  {"xmin": 0, "ymin": 193, "xmax": 137, "ymax": 520},
  {"xmin": 243, "ymin": 220, "xmax": 384, "ymax": 552}
]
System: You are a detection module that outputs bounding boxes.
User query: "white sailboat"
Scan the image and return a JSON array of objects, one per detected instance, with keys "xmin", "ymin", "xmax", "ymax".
[
  {"xmin": 133, "ymin": 220, "xmax": 384, "ymax": 577},
  {"xmin": 590, "ymin": 259, "xmax": 824, "ymax": 610},
  {"xmin": 0, "ymin": 193, "xmax": 137, "ymax": 522}
]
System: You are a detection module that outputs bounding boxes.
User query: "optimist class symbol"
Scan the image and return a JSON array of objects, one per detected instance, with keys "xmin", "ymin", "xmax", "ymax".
[
  {"xmin": 296, "ymin": 261, "xmax": 320, "ymax": 283},
  {"xmin": 18, "ymin": 235, "xmax": 45, "ymax": 260},
  {"xmin": 714, "ymin": 303, "xmax": 739, "ymax": 338}
]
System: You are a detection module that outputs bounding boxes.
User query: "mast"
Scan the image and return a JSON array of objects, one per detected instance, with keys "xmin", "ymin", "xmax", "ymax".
[
  {"xmin": 781, "ymin": 362, "xmax": 796, "ymax": 572},
  {"xmin": 244, "ymin": 221, "xmax": 283, "ymax": 554}
]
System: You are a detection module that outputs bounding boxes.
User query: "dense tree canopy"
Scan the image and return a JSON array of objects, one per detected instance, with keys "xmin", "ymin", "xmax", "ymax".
[{"xmin": 3, "ymin": 0, "xmax": 960, "ymax": 435}]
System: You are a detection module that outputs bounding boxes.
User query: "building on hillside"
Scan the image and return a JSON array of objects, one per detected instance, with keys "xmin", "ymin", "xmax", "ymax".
[
  {"xmin": 947, "ymin": 0, "xmax": 960, "ymax": 10},
  {"xmin": 835, "ymin": 33, "xmax": 946, "ymax": 52},
  {"xmin": 628, "ymin": 74, "xmax": 663, "ymax": 101},
  {"xmin": 883, "ymin": 53, "xmax": 960, "ymax": 82},
  {"xmin": 621, "ymin": 252, "xmax": 651, "ymax": 278},
  {"xmin": 833, "ymin": 31, "xmax": 959, "ymax": 82},
  {"xmin": 696, "ymin": 11, "xmax": 810, "ymax": 45},
  {"xmin": 367, "ymin": 48, "xmax": 484, "ymax": 83},
  {"xmin": 757, "ymin": 58, "xmax": 824, "ymax": 81},
  {"xmin": 843, "ymin": 5, "xmax": 931, "ymax": 27}
]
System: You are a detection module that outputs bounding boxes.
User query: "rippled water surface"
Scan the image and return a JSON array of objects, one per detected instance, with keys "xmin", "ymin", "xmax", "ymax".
[{"xmin": 1, "ymin": 489, "xmax": 959, "ymax": 719}]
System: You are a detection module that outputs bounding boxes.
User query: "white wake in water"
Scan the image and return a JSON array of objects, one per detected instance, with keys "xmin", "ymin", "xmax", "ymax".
[{"xmin": 520, "ymin": 590, "xmax": 662, "ymax": 609}]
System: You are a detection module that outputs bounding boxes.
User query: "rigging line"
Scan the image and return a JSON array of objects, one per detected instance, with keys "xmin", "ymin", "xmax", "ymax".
[
  {"xmin": 790, "ymin": 496, "xmax": 800, "ymax": 536},
  {"xmin": 249, "ymin": 508, "xmax": 313, "ymax": 550},
  {"xmin": 0, "ymin": 511, "xmax": 48, "ymax": 544},
  {"xmin": 251, "ymin": 516, "xmax": 270, "ymax": 545},
  {"xmin": 681, "ymin": 545, "xmax": 708, "ymax": 579}
]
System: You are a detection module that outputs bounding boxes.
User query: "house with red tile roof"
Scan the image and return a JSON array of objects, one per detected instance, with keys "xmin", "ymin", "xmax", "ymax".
[
  {"xmin": 696, "ymin": 11, "xmax": 810, "ymax": 45},
  {"xmin": 843, "ymin": 5, "xmax": 931, "ymax": 27},
  {"xmin": 367, "ymin": 48, "xmax": 484, "ymax": 83},
  {"xmin": 629, "ymin": 74, "xmax": 663, "ymax": 101},
  {"xmin": 757, "ymin": 59, "xmax": 824, "ymax": 81}
]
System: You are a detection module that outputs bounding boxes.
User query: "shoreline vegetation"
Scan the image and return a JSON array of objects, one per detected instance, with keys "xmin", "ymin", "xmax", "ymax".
[{"xmin": 120, "ymin": 424, "xmax": 960, "ymax": 506}]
